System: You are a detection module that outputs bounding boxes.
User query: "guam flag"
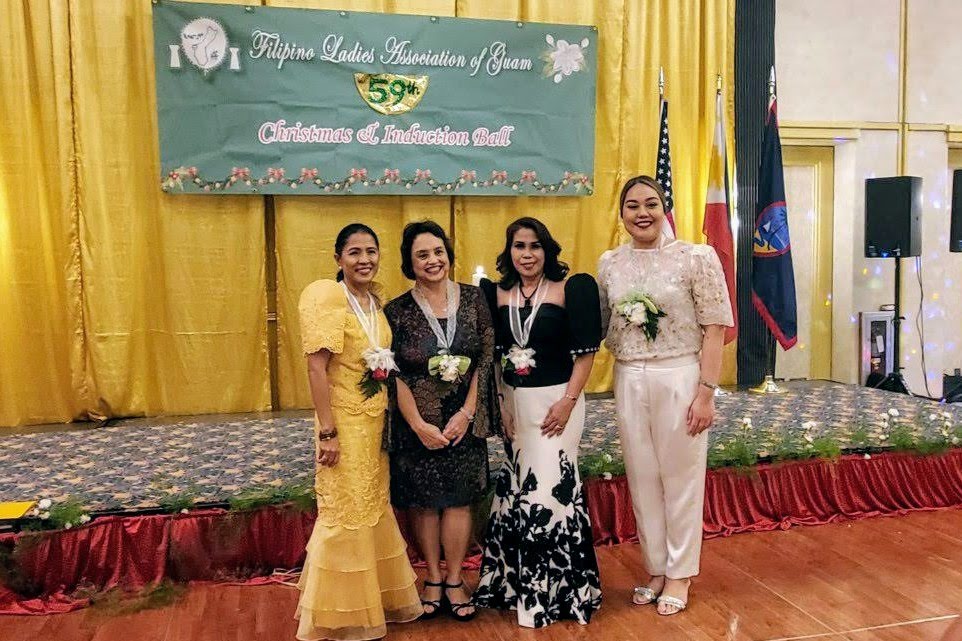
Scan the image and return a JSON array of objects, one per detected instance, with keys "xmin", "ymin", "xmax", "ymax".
[{"xmin": 751, "ymin": 96, "xmax": 797, "ymax": 350}]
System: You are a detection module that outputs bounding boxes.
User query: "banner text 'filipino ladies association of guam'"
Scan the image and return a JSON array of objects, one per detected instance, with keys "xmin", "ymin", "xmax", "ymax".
[{"xmin": 152, "ymin": 2, "xmax": 598, "ymax": 196}]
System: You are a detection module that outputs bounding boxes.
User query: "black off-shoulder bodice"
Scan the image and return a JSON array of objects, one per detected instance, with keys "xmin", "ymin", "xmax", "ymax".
[{"xmin": 480, "ymin": 274, "xmax": 602, "ymax": 388}]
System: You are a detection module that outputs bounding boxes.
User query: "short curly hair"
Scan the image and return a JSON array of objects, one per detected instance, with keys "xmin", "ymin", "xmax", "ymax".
[{"xmin": 400, "ymin": 220, "xmax": 455, "ymax": 281}]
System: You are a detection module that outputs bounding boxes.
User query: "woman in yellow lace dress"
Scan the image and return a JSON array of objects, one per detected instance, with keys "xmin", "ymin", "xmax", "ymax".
[{"xmin": 295, "ymin": 223, "xmax": 422, "ymax": 641}]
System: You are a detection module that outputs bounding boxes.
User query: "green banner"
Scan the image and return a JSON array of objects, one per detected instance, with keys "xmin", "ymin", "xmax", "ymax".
[{"xmin": 152, "ymin": 2, "xmax": 598, "ymax": 196}]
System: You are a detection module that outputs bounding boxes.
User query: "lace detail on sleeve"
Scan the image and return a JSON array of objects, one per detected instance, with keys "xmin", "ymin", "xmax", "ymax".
[
  {"xmin": 690, "ymin": 246, "xmax": 734, "ymax": 327},
  {"xmin": 298, "ymin": 280, "xmax": 347, "ymax": 355},
  {"xmin": 472, "ymin": 285, "xmax": 501, "ymax": 439}
]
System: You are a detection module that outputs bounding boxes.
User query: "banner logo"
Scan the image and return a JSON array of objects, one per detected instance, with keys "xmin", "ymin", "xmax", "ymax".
[{"xmin": 169, "ymin": 18, "xmax": 240, "ymax": 74}]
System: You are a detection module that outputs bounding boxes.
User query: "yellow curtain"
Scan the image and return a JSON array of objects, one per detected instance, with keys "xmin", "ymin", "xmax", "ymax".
[
  {"xmin": 68, "ymin": 0, "xmax": 271, "ymax": 418},
  {"xmin": 0, "ymin": 0, "xmax": 733, "ymax": 426},
  {"xmin": 0, "ymin": 0, "xmax": 87, "ymax": 426}
]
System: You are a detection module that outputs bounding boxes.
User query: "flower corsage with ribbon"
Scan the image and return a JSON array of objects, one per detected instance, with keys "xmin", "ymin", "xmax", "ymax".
[
  {"xmin": 502, "ymin": 345, "xmax": 537, "ymax": 377},
  {"xmin": 502, "ymin": 277, "xmax": 549, "ymax": 377},
  {"xmin": 359, "ymin": 346, "xmax": 397, "ymax": 399},
  {"xmin": 428, "ymin": 352, "xmax": 472, "ymax": 384},
  {"xmin": 616, "ymin": 292, "xmax": 667, "ymax": 341}
]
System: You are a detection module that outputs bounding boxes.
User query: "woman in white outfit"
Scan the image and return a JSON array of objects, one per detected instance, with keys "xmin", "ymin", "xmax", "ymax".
[{"xmin": 598, "ymin": 175, "xmax": 733, "ymax": 616}]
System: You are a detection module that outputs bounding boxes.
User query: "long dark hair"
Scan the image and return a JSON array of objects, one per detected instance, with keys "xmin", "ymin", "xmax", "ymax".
[
  {"xmin": 334, "ymin": 223, "xmax": 379, "ymax": 282},
  {"xmin": 400, "ymin": 220, "xmax": 454, "ymax": 280},
  {"xmin": 619, "ymin": 175, "xmax": 668, "ymax": 214},
  {"xmin": 495, "ymin": 217, "xmax": 568, "ymax": 289}
]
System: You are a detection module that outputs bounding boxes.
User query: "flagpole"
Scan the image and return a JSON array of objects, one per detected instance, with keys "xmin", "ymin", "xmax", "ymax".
[
  {"xmin": 711, "ymin": 72, "xmax": 732, "ymax": 398},
  {"xmin": 656, "ymin": 67, "xmax": 675, "ymax": 240},
  {"xmin": 751, "ymin": 65, "xmax": 786, "ymax": 395}
]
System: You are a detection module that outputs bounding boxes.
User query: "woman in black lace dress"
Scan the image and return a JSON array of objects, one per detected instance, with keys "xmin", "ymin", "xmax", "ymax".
[
  {"xmin": 384, "ymin": 221, "xmax": 499, "ymax": 622},
  {"xmin": 473, "ymin": 217, "xmax": 603, "ymax": 628}
]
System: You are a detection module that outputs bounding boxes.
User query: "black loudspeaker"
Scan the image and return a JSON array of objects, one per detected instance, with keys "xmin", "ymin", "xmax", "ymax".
[
  {"xmin": 951, "ymin": 169, "xmax": 962, "ymax": 252},
  {"xmin": 864, "ymin": 176, "xmax": 922, "ymax": 257}
]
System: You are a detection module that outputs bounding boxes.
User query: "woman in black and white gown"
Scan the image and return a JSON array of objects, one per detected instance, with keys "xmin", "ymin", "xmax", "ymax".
[{"xmin": 473, "ymin": 216, "xmax": 603, "ymax": 628}]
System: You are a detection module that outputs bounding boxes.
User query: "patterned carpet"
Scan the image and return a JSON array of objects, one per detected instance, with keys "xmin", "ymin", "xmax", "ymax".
[{"xmin": 1, "ymin": 381, "xmax": 959, "ymax": 512}]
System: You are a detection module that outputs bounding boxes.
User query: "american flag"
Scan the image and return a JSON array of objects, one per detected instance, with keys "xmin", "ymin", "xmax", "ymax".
[{"xmin": 655, "ymin": 98, "xmax": 677, "ymax": 237}]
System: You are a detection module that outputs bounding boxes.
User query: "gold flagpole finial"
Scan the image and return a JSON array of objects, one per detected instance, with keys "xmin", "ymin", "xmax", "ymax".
[
  {"xmin": 716, "ymin": 73, "xmax": 723, "ymax": 94},
  {"xmin": 659, "ymin": 66, "xmax": 665, "ymax": 98},
  {"xmin": 768, "ymin": 66, "xmax": 776, "ymax": 99}
]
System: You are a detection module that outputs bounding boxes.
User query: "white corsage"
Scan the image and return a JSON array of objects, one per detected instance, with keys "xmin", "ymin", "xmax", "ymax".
[
  {"xmin": 502, "ymin": 345, "xmax": 537, "ymax": 376},
  {"xmin": 429, "ymin": 353, "xmax": 471, "ymax": 383},
  {"xmin": 616, "ymin": 292, "xmax": 667, "ymax": 341},
  {"xmin": 359, "ymin": 346, "xmax": 398, "ymax": 398}
]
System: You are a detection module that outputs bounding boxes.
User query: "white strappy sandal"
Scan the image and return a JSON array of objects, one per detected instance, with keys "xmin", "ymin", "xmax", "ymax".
[
  {"xmin": 656, "ymin": 594, "xmax": 688, "ymax": 615},
  {"xmin": 632, "ymin": 586, "xmax": 661, "ymax": 605}
]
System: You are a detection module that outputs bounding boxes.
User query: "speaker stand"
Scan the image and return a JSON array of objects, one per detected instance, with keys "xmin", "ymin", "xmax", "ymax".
[{"xmin": 871, "ymin": 254, "xmax": 913, "ymax": 396}]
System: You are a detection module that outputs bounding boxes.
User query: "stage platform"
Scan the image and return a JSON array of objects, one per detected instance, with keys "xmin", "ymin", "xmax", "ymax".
[
  {"xmin": 2, "ymin": 381, "xmax": 962, "ymax": 615},
  {"xmin": 1, "ymin": 381, "xmax": 960, "ymax": 513}
]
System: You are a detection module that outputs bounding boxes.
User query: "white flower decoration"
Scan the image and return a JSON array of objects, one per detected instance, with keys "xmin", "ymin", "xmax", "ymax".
[
  {"xmin": 38, "ymin": 498, "xmax": 52, "ymax": 510},
  {"xmin": 437, "ymin": 354, "xmax": 463, "ymax": 383},
  {"xmin": 506, "ymin": 345, "xmax": 536, "ymax": 371},
  {"xmin": 79, "ymin": 514, "xmax": 91, "ymax": 524},
  {"xmin": 64, "ymin": 522, "xmax": 73, "ymax": 529},
  {"xmin": 40, "ymin": 511, "xmax": 51, "ymax": 520},
  {"xmin": 543, "ymin": 34, "xmax": 589, "ymax": 84},
  {"xmin": 888, "ymin": 408, "xmax": 899, "ymax": 417},
  {"xmin": 626, "ymin": 302, "xmax": 648, "ymax": 327}
]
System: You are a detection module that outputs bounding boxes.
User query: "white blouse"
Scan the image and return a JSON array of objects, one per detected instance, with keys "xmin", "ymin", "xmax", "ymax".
[{"xmin": 598, "ymin": 240, "xmax": 734, "ymax": 361}]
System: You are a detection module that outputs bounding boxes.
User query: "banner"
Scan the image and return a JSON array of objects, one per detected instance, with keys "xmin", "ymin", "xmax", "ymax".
[{"xmin": 152, "ymin": 2, "xmax": 598, "ymax": 196}]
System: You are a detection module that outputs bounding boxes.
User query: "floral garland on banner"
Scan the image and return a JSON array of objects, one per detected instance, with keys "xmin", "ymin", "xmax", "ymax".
[{"xmin": 161, "ymin": 167, "xmax": 594, "ymax": 195}]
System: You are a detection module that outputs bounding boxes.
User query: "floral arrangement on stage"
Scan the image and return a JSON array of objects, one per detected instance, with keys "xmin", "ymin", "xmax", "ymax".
[
  {"xmin": 22, "ymin": 498, "xmax": 91, "ymax": 532},
  {"xmin": 577, "ymin": 406, "xmax": 962, "ymax": 480}
]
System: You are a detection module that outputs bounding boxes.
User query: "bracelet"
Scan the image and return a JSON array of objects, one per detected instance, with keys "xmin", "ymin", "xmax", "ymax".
[
  {"xmin": 699, "ymin": 380, "xmax": 718, "ymax": 391},
  {"xmin": 317, "ymin": 428, "xmax": 338, "ymax": 441},
  {"xmin": 563, "ymin": 393, "xmax": 579, "ymax": 402},
  {"xmin": 459, "ymin": 407, "xmax": 476, "ymax": 422}
]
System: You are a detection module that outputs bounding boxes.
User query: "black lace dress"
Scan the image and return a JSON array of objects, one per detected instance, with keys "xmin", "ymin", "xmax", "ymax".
[
  {"xmin": 472, "ymin": 274, "xmax": 603, "ymax": 628},
  {"xmin": 384, "ymin": 283, "xmax": 499, "ymax": 509}
]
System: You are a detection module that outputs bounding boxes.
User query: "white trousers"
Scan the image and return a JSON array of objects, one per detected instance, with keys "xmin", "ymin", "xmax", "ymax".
[{"xmin": 614, "ymin": 354, "xmax": 707, "ymax": 579}]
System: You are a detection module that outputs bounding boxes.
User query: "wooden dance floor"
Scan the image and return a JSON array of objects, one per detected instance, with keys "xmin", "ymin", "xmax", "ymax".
[{"xmin": 3, "ymin": 509, "xmax": 961, "ymax": 641}]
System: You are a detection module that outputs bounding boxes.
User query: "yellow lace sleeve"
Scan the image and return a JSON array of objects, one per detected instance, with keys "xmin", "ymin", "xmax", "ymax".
[{"xmin": 298, "ymin": 279, "xmax": 347, "ymax": 355}]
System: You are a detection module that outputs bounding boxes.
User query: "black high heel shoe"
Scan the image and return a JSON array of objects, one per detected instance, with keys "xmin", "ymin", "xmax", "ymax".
[
  {"xmin": 419, "ymin": 579, "xmax": 444, "ymax": 620},
  {"xmin": 443, "ymin": 580, "xmax": 477, "ymax": 622}
]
